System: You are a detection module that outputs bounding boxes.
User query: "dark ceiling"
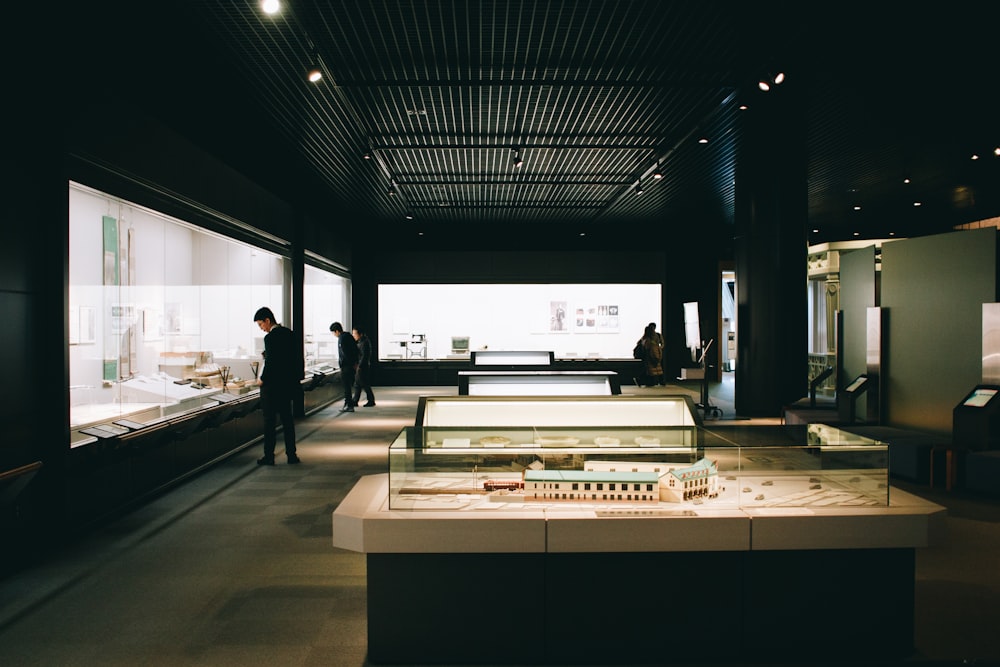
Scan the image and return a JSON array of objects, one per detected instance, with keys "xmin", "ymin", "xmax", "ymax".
[{"xmin": 70, "ymin": 2, "xmax": 998, "ymax": 248}]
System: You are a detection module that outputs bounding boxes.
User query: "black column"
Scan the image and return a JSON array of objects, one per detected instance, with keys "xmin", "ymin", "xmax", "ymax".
[{"xmin": 733, "ymin": 80, "xmax": 808, "ymax": 416}]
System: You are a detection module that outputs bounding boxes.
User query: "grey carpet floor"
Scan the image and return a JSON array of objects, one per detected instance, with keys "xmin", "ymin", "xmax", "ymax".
[{"xmin": 0, "ymin": 384, "xmax": 998, "ymax": 666}]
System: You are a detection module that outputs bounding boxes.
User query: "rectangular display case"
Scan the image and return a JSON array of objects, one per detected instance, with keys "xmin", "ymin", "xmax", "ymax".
[
  {"xmin": 470, "ymin": 350, "xmax": 555, "ymax": 366},
  {"xmin": 335, "ymin": 398, "xmax": 938, "ymax": 666},
  {"xmin": 457, "ymin": 370, "xmax": 620, "ymax": 395},
  {"xmin": 388, "ymin": 421, "xmax": 889, "ymax": 510},
  {"xmin": 388, "ymin": 395, "xmax": 889, "ymax": 510}
]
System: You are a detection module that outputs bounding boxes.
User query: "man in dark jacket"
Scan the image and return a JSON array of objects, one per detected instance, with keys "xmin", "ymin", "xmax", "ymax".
[
  {"xmin": 253, "ymin": 306, "xmax": 300, "ymax": 465},
  {"xmin": 330, "ymin": 321, "xmax": 359, "ymax": 412},
  {"xmin": 351, "ymin": 325, "xmax": 376, "ymax": 407}
]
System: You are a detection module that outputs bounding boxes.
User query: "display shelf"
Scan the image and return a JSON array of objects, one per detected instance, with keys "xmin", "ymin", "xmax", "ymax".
[{"xmin": 458, "ymin": 369, "xmax": 620, "ymax": 395}]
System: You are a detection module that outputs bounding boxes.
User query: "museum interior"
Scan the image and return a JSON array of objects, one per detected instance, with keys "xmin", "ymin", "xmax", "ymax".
[{"xmin": 2, "ymin": 2, "xmax": 999, "ymax": 665}]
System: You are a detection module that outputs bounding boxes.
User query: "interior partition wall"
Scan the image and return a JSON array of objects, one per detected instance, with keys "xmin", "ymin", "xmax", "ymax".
[{"xmin": 880, "ymin": 228, "xmax": 998, "ymax": 434}]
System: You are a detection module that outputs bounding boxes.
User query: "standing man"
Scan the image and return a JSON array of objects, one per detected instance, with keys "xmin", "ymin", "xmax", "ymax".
[
  {"xmin": 330, "ymin": 321, "xmax": 359, "ymax": 412},
  {"xmin": 351, "ymin": 325, "xmax": 376, "ymax": 407},
  {"xmin": 253, "ymin": 306, "xmax": 300, "ymax": 465}
]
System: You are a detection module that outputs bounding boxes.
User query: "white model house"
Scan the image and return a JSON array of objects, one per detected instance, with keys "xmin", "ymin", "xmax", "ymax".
[
  {"xmin": 583, "ymin": 458, "xmax": 721, "ymax": 502},
  {"xmin": 522, "ymin": 470, "xmax": 660, "ymax": 503}
]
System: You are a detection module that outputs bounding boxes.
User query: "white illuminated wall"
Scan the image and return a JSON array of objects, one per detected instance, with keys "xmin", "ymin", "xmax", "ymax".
[{"xmin": 377, "ymin": 283, "xmax": 661, "ymax": 360}]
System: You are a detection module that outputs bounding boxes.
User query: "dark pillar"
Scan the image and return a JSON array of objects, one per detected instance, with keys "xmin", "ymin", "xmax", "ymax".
[
  {"xmin": 733, "ymin": 79, "xmax": 808, "ymax": 416},
  {"xmin": 290, "ymin": 211, "xmax": 306, "ymax": 417}
]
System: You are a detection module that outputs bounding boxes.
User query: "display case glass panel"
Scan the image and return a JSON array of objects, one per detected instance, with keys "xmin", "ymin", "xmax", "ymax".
[
  {"xmin": 303, "ymin": 263, "xmax": 348, "ymax": 372},
  {"xmin": 388, "ymin": 416, "xmax": 889, "ymax": 510},
  {"xmin": 416, "ymin": 395, "xmax": 698, "ymax": 428},
  {"xmin": 69, "ymin": 182, "xmax": 286, "ymax": 431}
]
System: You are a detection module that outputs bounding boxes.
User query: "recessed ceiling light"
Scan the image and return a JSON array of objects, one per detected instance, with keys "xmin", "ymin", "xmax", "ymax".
[
  {"xmin": 698, "ymin": 137, "xmax": 709, "ymax": 144},
  {"xmin": 261, "ymin": 0, "xmax": 280, "ymax": 14},
  {"xmin": 903, "ymin": 178, "xmax": 910, "ymax": 184},
  {"xmin": 971, "ymin": 154, "xmax": 980, "ymax": 160},
  {"xmin": 853, "ymin": 205, "xmax": 862, "ymax": 211},
  {"xmin": 994, "ymin": 147, "xmax": 1000, "ymax": 157},
  {"xmin": 913, "ymin": 201, "xmax": 922, "ymax": 207}
]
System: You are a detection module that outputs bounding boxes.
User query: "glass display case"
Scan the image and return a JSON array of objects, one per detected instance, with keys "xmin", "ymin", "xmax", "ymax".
[
  {"xmin": 69, "ymin": 182, "xmax": 281, "ymax": 431},
  {"xmin": 69, "ymin": 181, "xmax": 349, "ymax": 436},
  {"xmin": 388, "ymin": 396, "xmax": 889, "ymax": 510}
]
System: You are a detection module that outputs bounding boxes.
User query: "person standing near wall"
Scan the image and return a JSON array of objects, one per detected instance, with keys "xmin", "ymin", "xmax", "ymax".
[
  {"xmin": 351, "ymin": 325, "xmax": 376, "ymax": 407},
  {"xmin": 253, "ymin": 306, "xmax": 300, "ymax": 465},
  {"xmin": 330, "ymin": 321, "xmax": 359, "ymax": 412},
  {"xmin": 639, "ymin": 322, "xmax": 665, "ymax": 387}
]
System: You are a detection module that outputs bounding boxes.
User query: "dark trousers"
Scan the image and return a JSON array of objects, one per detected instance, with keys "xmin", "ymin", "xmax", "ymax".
[
  {"xmin": 352, "ymin": 364, "xmax": 375, "ymax": 405},
  {"xmin": 341, "ymin": 365, "xmax": 357, "ymax": 407},
  {"xmin": 261, "ymin": 384, "xmax": 296, "ymax": 459}
]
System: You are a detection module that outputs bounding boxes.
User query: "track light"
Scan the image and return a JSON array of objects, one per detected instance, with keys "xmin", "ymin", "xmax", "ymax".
[
  {"xmin": 362, "ymin": 152, "xmax": 372, "ymax": 160},
  {"xmin": 652, "ymin": 161, "xmax": 663, "ymax": 180},
  {"xmin": 635, "ymin": 179, "xmax": 644, "ymax": 195},
  {"xmin": 307, "ymin": 64, "xmax": 322, "ymax": 83},
  {"xmin": 387, "ymin": 182, "xmax": 397, "ymax": 196},
  {"xmin": 404, "ymin": 211, "xmax": 414, "ymax": 220},
  {"xmin": 512, "ymin": 148, "xmax": 523, "ymax": 168}
]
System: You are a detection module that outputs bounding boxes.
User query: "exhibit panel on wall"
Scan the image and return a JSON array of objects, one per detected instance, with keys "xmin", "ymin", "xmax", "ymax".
[{"xmin": 376, "ymin": 283, "xmax": 660, "ymax": 361}]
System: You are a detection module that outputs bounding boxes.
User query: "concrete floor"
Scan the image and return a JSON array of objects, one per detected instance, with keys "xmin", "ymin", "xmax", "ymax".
[{"xmin": 0, "ymin": 383, "xmax": 998, "ymax": 666}]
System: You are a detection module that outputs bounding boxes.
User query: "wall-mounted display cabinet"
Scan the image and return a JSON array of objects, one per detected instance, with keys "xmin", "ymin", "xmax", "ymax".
[{"xmin": 69, "ymin": 181, "xmax": 349, "ymax": 437}]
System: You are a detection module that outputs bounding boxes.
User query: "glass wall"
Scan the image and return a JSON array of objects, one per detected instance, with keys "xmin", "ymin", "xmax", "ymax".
[{"xmin": 69, "ymin": 182, "xmax": 285, "ymax": 429}]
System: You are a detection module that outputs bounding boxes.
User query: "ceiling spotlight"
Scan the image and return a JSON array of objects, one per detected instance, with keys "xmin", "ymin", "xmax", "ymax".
[
  {"xmin": 512, "ymin": 148, "xmax": 523, "ymax": 168},
  {"xmin": 994, "ymin": 147, "xmax": 1000, "ymax": 157},
  {"xmin": 652, "ymin": 161, "xmax": 663, "ymax": 179},
  {"xmin": 307, "ymin": 65, "xmax": 322, "ymax": 83},
  {"xmin": 635, "ymin": 179, "xmax": 644, "ymax": 195},
  {"xmin": 261, "ymin": 0, "xmax": 281, "ymax": 14},
  {"xmin": 698, "ymin": 137, "xmax": 709, "ymax": 144},
  {"xmin": 404, "ymin": 211, "xmax": 414, "ymax": 220},
  {"xmin": 387, "ymin": 182, "xmax": 397, "ymax": 196},
  {"xmin": 758, "ymin": 71, "xmax": 785, "ymax": 92},
  {"xmin": 362, "ymin": 152, "xmax": 372, "ymax": 160}
]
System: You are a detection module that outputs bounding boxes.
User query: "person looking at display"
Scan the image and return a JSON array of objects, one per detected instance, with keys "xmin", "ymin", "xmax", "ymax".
[
  {"xmin": 351, "ymin": 325, "xmax": 376, "ymax": 407},
  {"xmin": 330, "ymin": 321, "xmax": 359, "ymax": 412},
  {"xmin": 253, "ymin": 306, "xmax": 300, "ymax": 465},
  {"xmin": 637, "ymin": 322, "xmax": 665, "ymax": 387}
]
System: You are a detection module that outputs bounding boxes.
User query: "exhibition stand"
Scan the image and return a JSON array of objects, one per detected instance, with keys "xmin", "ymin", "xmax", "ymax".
[{"xmin": 333, "ymin": 397, "xmax": 945, "ymax": 664}]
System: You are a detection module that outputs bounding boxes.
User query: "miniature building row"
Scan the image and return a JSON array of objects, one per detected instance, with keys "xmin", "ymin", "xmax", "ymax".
[{"xmin": 519, "ymin": 457, "xmax": 721, "ymax": 504}]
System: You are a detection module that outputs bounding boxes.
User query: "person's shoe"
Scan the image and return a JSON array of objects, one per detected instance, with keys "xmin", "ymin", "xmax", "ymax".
[
  {"xmin": 256, "ymin": 456, "xmax": 275, "ymax": 466},
  {"xmin": 287, "ymin": 455, "xmax": 300, "ymax": 464},
  {"xmin": 339, "ymin": 405, "xmax": 355, "ymax": 412},
  {"xmin": 363, "ymin": 402, "xmax": 376, "ymax": 407}
]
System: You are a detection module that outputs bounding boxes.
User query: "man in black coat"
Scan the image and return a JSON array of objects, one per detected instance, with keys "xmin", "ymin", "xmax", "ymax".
[
  {"xmin": 351, "ymin": 325, "xmax": 376, "ymax": 407},
  {"xmin": 253, "ymin": 306, "xmax": 300, "ymax": 465},
  {"xmin": 330, "ymin": 321, "xmax": 359, "ymax": 412}
]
